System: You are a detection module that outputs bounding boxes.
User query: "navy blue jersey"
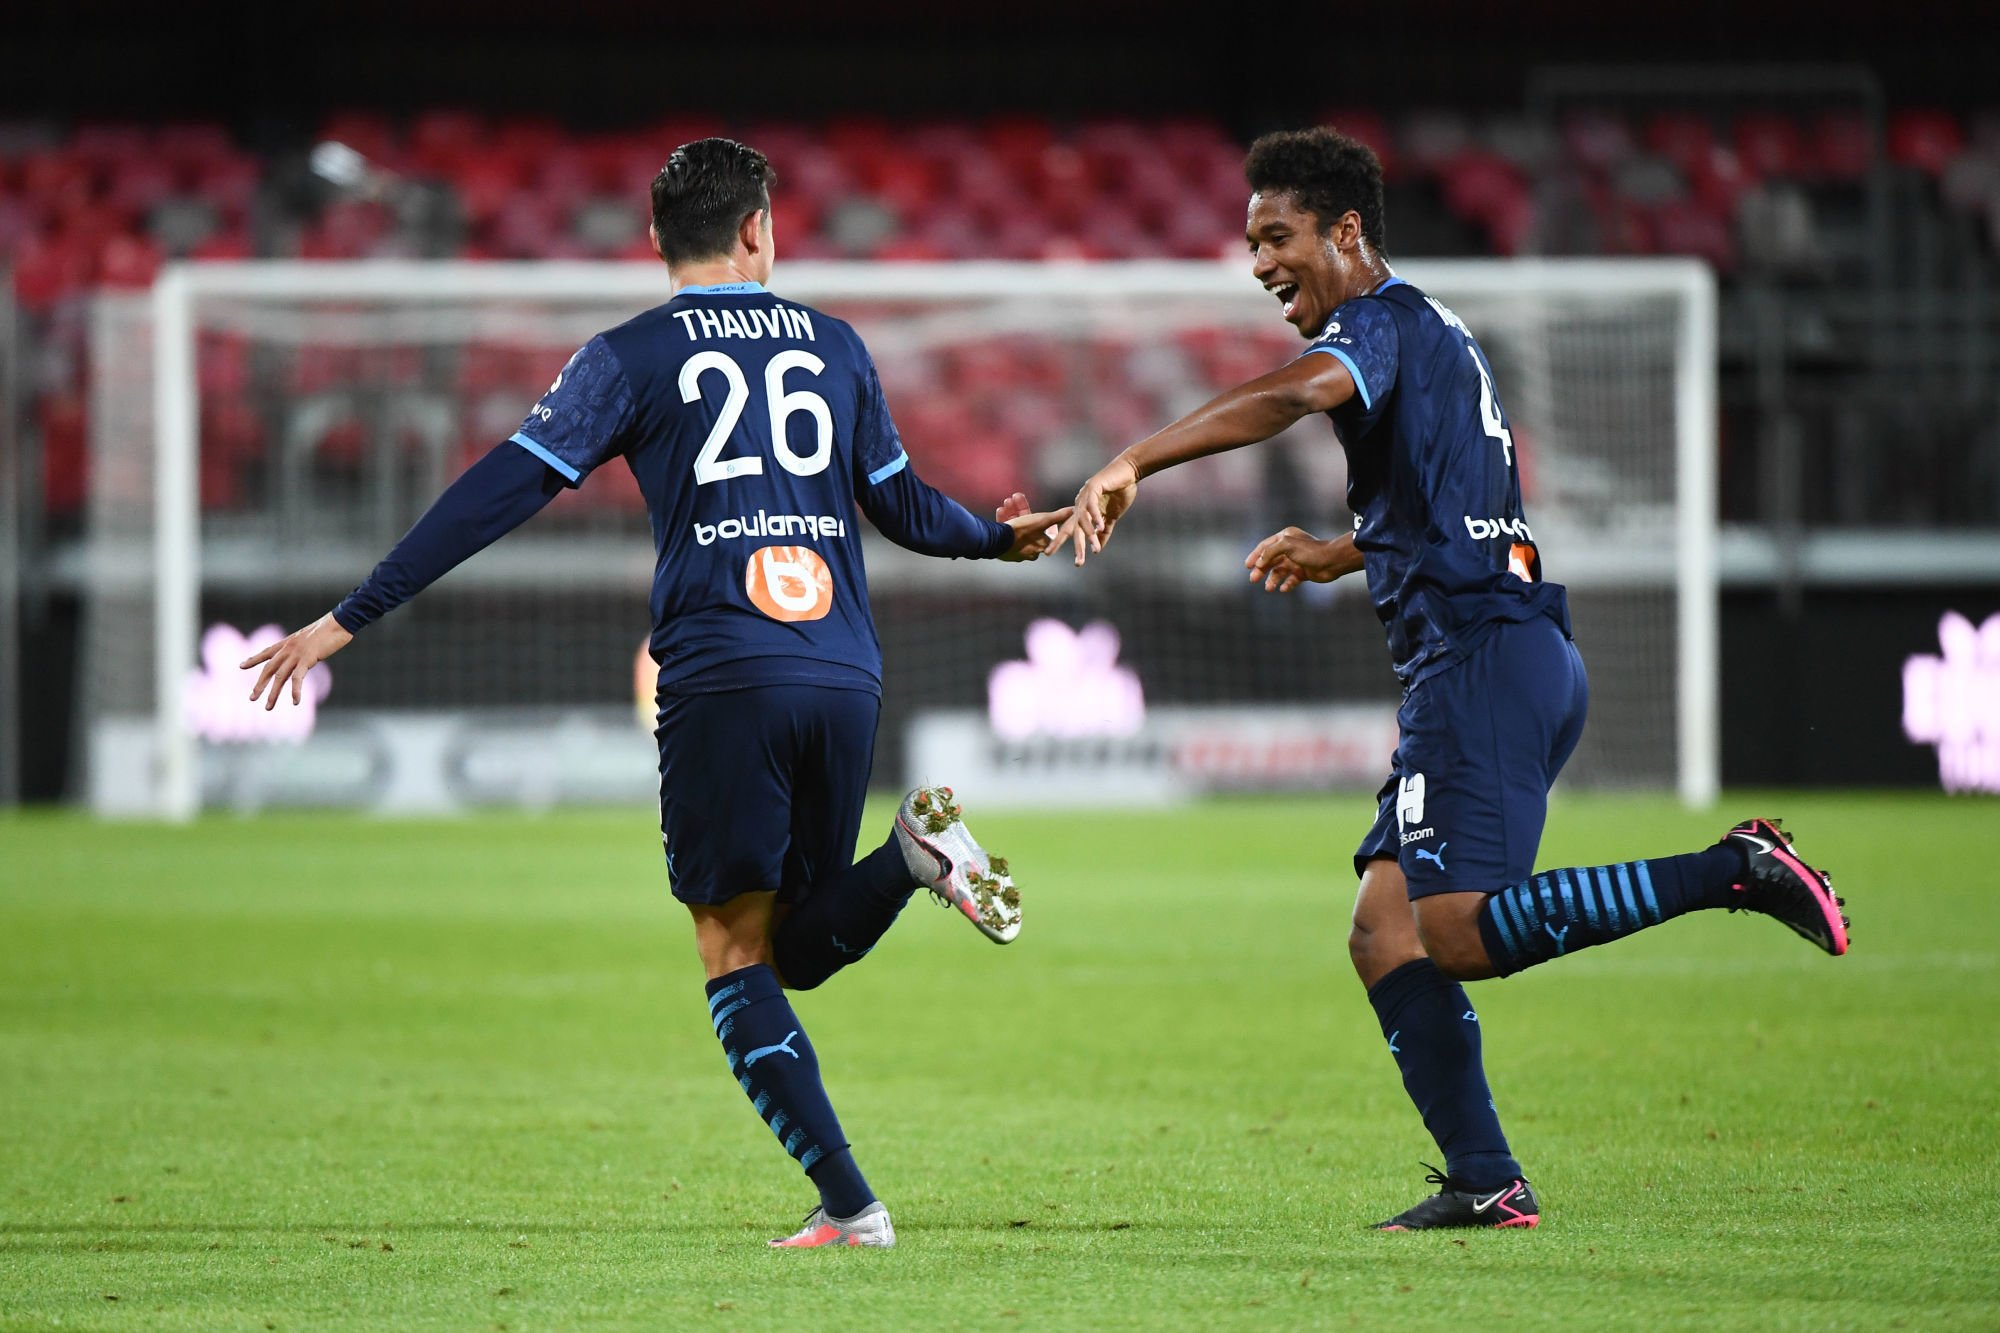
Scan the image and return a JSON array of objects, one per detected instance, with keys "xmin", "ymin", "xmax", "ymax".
[
  {"xmin": 1304, "ymin": 276, "xmax": 1569, "ymax": 685},
  {"xmin": 509, "ymin": 280, "xmax": 1002, "ymax": 694}
]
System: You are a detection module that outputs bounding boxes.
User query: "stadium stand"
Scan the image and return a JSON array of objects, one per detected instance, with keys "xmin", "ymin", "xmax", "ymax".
[{"xmin": 5, "ymin": 106, "xmax": 1999, "ymax": 526}]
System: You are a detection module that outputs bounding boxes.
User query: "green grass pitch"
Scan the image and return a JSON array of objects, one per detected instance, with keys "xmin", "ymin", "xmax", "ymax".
[{"xmin": 3, "ymin": 791, "xmax": 1997, "ymax": 1329}]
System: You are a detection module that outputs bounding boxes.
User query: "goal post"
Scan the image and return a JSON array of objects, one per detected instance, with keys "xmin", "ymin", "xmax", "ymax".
[{"xmin": 118, "ymin": 257, "xmax": 1718, "ymax": 820}]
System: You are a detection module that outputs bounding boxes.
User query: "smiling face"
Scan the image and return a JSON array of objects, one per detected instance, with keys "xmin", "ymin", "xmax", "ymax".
[{"xmin": 1246, "ymin": 189, "xmax": 1371, "ymax": 338}]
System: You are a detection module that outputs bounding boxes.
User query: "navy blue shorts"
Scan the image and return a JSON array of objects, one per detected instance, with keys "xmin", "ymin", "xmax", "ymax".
[
  {"xmin": 655, "ymin": 683, "xmax": 880, "ymax": 907},
  {"xmin": 1354, "ymin": 614, "xmax": 1589, "ymax": 900}
]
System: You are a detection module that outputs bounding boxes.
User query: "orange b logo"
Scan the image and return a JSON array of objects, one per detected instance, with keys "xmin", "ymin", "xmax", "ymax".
[{"xmin": 746, "ymin": 545, "xmax": 833, "ymax": 622}]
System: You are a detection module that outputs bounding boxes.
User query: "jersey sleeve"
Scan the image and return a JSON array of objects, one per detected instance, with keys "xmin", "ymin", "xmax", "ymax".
[
  {"xmin": 1301, "ymin": 299, "xmax": 1400, "ymax": 413},
  {"xmin": 508, "ymin": 335, "xmax": 636, "ymax": 488},
  {"xmin": 850, "ymin": 354, "xmax": 912, "ymax": 491},
  {"xmin": 331, "ymin": 441, "xmax": 564, "ymax": 633}
]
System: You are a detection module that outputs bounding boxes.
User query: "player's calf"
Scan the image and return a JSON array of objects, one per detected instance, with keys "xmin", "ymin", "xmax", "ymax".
[
  {"xmin": 1410, "ymin": 893, "xmax": 1498, "ymax": 980},
  {"xmin": 1471, "ymin": 841, "xmax": 1754, "ymax": 978},
  {"xmin": 773, "ymin": 840, "xmax": 916, "ymax": 990},
  {"xmin": 1468, "ymin": 822, "xmax": 1846, "ymax": 978}
]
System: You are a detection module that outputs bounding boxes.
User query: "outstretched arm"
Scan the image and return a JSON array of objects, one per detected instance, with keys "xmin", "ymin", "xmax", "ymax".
[
  {"xmin": 1057, "ymin": 352, "xmax": 1356, "ymax": 565},
  {"xmin": 858, "ymin": 461, "xmax": 1070, "ymax": 561},
  {"xmin": 241, "ymin": 441, "xmax": 565, "ymax": 708}
]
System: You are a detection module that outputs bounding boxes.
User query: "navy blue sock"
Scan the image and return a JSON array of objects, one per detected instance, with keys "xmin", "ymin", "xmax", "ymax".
[
  {"xmin": 1367, "ymin": 959, "xmax": 1522, "ymax": 1190},
  {"xmin": 705, "ymin": 964, "xmax": 874, "ymax": 1218},
  {"xmin": 772, "ymin": 838, "xmax": 915, "ymax": 991},
  {"xmin": 1477, "ymin": 844, "xmax": 1746, "ymax": 977}
]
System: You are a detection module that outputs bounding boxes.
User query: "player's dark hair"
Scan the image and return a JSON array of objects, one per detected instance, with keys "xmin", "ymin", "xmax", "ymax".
[
  {"xmin": 1244, "ymin": 127, "xmax": 1388, "ymax": 255},
  {"xmin": 650, "ymin": 137, "xmax": 777, "ymax": 266}
]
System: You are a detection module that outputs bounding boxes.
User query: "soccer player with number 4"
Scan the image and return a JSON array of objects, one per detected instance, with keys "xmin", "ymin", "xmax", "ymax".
[
  {"xmin": 243, "ymin": 138, "xmax": 1071, "ymax": 1249},
  {"xmin": 1055, "ymin": 128, "xmax": 1850, "ymax": 1230}
]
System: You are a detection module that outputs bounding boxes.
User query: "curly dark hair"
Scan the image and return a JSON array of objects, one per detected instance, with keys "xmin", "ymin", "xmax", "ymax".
[
  {"xmin": 1244, "ymin": 127, "xmax": 1387, "ymax": 255},
  {"xmin": 649, "ymin": 137, "xmax": 777, "ymax": 266}
]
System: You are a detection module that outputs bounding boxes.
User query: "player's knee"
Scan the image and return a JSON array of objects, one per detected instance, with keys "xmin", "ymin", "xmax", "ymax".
[
  {"xmin": 1350, "ymin": 861, "xmax": 1425, "ymax": 985},
  {"xmin": 694, "ymin": 922, "xmax": 776, "ymax": 980},
  {"xmin": 1414, "ymin": 916, "xmax": 1490, "ymax": 981},
  {"xmin": 1348, "ymin": 918, "xmax": 1393, "ymax": 977},
  {"xmin": 770, "ymin": 940, "xmax": 831, "ymax": 992},
  {"xmin": 1345, "ymin": 920, "xmax": 1371, "ymax": 972}
]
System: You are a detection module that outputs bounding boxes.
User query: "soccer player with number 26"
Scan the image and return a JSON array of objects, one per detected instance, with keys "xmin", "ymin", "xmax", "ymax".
[
  {"xmin": 243, "ymin": 138, "xmax": 1070, "ymax": 1249},
  {"xmin": 1056, "ymin": 127, "xmax": 1850, "ymax": 1230}
]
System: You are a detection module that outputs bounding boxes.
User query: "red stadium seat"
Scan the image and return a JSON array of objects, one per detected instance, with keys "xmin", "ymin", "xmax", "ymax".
[
  {"xmin": 198, "ymin": 334, "xmax": 253, "ymax": 398},
  {"xmin": 1643, "ymin": 112, "xmax": 1717, "ymax": 176},
  {"xmin": 950, "ymin": 170, "xmax": 1021, "ymax": 232},
  {"xmin": 1561, "ymin": 111, "xmax": 1636, "ymax": 174},
  {"xmin": 454, "ymin": 159, "xmax": 529, "ymax": 225},
  {"xmin": 1887, "ymin": 109, "xmax": 1964, "ymax": 176},
  {"xmin": 869, "ymin": 150, "xmax": 939, "ymax": 217},
  {"xmin": 39, "ymin": 393, "xmax": 88, "ymax": 515},
  {"xmin": 190, "ymin": 155, "xmax": 261, "ymax": 217},
  {"xmin": 1812, "ymin": 113, "xmax": 1873, "ymax": 182},
  {"xmin": 106, "ymin": 157, "xmax": 177, "ymax": 216},
  {"xmin": 69, "ymin": 124, "xmax": 150, "ymax": 165},
  {"xmin": 776, "ymin": 143, "xmax": 854, "ymax": 209},
  {"xmin": 871, "ymin": 234, "xmax": 952, "ymax": 261},
  {"xmin": 19, "ymin": 151, "xmax": 94, "ymax": 224},
  {"xmin": 1734, "ymin": 113, "xmax": 1809, "ymax": 179},
  {"xmin": 600, "ymin": 138, "xmax": 673, "ymax": 196},
  {"xmin": 1160, "ymin": 202, "xmax": 1235, "ymax": 260},
  {"xmin": 190, "ymin": 227, "xmax": 254, "ymax": 261},
  {"xmin": 299, "ymin": 200, "xmax": 393, "ymax": 260},
  {"xmin": 1319, "ymin": 109, "xmax": 1396, "ymax": 178},
  {"xmin": 203, "ymin": 398, "xmax": 266, "ymax": 461},
  {"xmin": 908, "ymin": 122, "xmax": 981, "ymax": 167},
  {"xmin": 488, "ymin": 194, "xmax": 565, "ymax": 258},
  {"xmin": 1482, "ymin": 190, "xmax": 1536, "ymax": 256},
  {"xmin": 988, "ymin": 211, "xmax": 1057, "ymax": 261},
  {"xmin": 410, "ymin": 110, "xmax": 487, "ymax": 173},
  {"xmin": 1080, "ymin": 206, "xmax": 1169, "ymax": 261},
  {"xmin": 9, "ymin": 232, "xmax": 95, "ymax": 312},
  {"xmin": 0, "ymin": 198, "xmax": 36, "ymax": 253},
  {"xmin": 989, "ymin": 391, "xmax": 1068, "ymax": 459},
  {"xmin": 492, "ymin": 119, "xmax": 567, "ymax": 167},
  {"xmin": 97, "ymin": 233, "xmax": 163, "ymax": 289},
  {"xmin": 1684, "ymin": 142, "xmax": 1755, "ymax": 216},
  {"xmin": 983, "ymin": 116, "xmax": 1055, "ymax": 179},
  {"xmin": 1651, "ymin": 199, "xmax": 1737, "ymax": 271},
  {"xmin": 825, "ymin": 116, "xmax": 897, "ymax": 172},
  {"xmin": 1073, "ymin": 118, "xmax": 1150, "ymax": 184},
  {"xmin": 1404, "ymin": 110, "xmax": 1477, "ymax": 177},
  {"xmin": 157, "ymin": 124, "xmax": 238, "ymax": 173},
  {"xmin": 1439, "ymin": 150, "xmax": 1534, "ymax": 253},
  {"xmin": 910, "ymin": 204, "xmax": 988, "ymax": 260}
]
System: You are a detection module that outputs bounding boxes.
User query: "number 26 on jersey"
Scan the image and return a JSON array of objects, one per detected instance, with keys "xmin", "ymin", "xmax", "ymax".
[{"xmin": 680, "ymin": 350, "xmax": 834, "ymax": 484}]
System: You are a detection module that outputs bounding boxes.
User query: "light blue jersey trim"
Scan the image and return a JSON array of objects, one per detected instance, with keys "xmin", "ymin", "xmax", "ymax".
[
  {"xmin": 508, "ymin": 431, "xmax": 581, "ymax": 482},
  {"xmin": 1374, "ymin": 275, "xmax": 1406, "ymax": 293},
  {"xmin": 1303, "ymin": 345, "xmax": 1373, "ymax": 410},
  {"xmin": 677, "ymin": 281, "xmax": 766, "ymax": 295},
  {"xmin": 866, "ymin": 451, "xmax": 909, "ymax": 485}
]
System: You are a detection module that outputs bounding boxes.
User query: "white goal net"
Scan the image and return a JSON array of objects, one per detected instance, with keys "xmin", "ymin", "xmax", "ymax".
[{"xmin": 82, "ymin": 259, "xmax": 1715, "ymax": 818}]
